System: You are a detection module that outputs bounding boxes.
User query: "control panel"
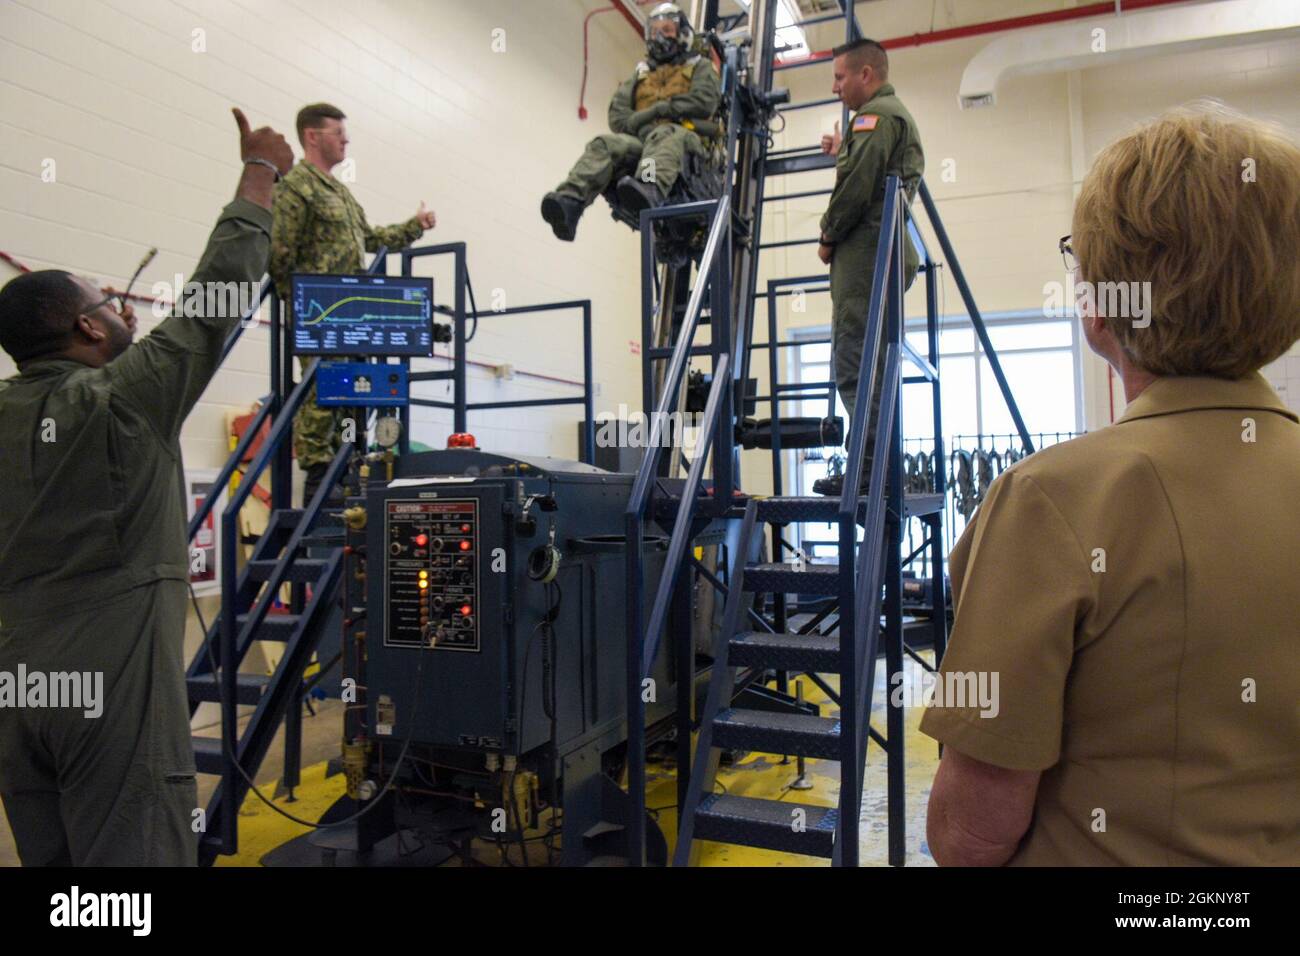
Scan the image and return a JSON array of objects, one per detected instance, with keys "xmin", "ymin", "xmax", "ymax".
[
  {"xmin": 384, "ymin": 499, "xmax": 479, "ymax": 652},
  {"xmin": 316, "ymin": 361, "xmax": 409, "ymax": 407}
]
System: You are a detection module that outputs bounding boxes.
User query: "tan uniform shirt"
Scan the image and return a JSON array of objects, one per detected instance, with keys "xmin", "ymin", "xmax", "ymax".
[{"xmin": 920, "ymin": 372, "xmax": 1300, "ymax": 865}]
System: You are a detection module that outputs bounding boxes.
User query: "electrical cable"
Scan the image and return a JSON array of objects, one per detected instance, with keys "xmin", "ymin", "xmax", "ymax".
[{"xmin": 187, "ymin": 574, "xmax": 433, "ymax": 832}]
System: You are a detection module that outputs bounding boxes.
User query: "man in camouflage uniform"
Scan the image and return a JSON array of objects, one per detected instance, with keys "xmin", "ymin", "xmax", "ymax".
[
  {"xmin": 814, "ymin": 39, "xmax": 925, "ymax": 496},
  {"xmin": 270, "ymin": 103, "xmax": 436, "ymax": 503},
  {"xmin": 541, "ymin": 2, "xmax": 720, "ymax": 241}
]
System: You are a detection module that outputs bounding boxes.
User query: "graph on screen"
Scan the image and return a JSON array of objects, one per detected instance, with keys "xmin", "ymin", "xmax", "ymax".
[{"xmin": 291, "ymin": 274, "xmax": 434, "ymax": 356}]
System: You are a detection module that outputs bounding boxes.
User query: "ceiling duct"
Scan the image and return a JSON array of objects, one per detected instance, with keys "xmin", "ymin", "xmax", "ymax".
[{"xmin": 959, "ymin": 0, "xmax": 1300, "ymax": 109}]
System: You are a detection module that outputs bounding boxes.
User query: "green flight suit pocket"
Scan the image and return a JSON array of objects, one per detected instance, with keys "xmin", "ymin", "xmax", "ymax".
[{"xmin": 0, "ymin": 390, "xmax": 126, "ymax": 590}]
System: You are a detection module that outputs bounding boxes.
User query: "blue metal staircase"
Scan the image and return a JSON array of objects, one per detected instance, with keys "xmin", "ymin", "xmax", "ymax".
[
  {"xmin": 623, "ymin": 0, "xmax": 1037, "ymax": 867},
  {"xmin": 183, "ymin": 254, "xmax": 387, "ymax": 864}
]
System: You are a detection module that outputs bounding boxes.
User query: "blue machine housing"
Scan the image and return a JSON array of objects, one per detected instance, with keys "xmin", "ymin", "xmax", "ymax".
[{"xmin": 351, "ymin": 449, "xmax": 678, "ymax": 863}]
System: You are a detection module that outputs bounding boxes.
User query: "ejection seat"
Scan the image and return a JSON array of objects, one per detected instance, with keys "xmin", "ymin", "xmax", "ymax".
[{"xmin": 600, "ymin": 130, "xmax": 727, "ymax": 268}]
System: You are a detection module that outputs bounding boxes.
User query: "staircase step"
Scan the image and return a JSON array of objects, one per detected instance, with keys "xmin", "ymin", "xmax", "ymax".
[
  {"xmin": 727, "ymin": 630, "xmax": 841, "ymax": 672},
  {"xmin": 246, "ymin": 558, "xmax": 329, "ymax": 582},
  {"xmin": 235, "ymin": 613, "xmax": 302, "ymax": 641},
  {"xmin": 186, "ymin": 672, "xmax": 270, "ymax": 705},
  {"xmin": 192, "ymin": 736, "xmax": 225, "ymax": 775},
  {"xmin": 744, "ymin": 562, "xmax": 840, "ymax": 595},
  {"xmin": 712, "ymin": 707, "xmax": 841, "ymax": 760},
  {"xmin": 755, "ymin": 496, "xmax": 865, "ymax": 523},
  {"xmin": 695, "ymin": 793, "xmax": 837, "ymax": 858}
]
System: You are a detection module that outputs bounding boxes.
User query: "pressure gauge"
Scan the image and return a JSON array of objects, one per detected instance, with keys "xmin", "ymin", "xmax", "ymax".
[{"xmin": 375, "ymin": 416, "xmax": 402, "ymax": 449}]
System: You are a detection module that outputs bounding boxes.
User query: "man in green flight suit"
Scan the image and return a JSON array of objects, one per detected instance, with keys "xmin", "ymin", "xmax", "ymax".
[
  {"xmin": 270, "ymin": 103, "xmax": 437, "ymax": 504},
  {"xmin": 541, "ymin": 2, "xmax": 721, "ymax": 240},
  {"xmin": 0, "ymin": 109, "xmax": 293, "ymax": 865},
  {"xmin": 814, "ymin": 38, "xmax": 925, "ymax": 496}
]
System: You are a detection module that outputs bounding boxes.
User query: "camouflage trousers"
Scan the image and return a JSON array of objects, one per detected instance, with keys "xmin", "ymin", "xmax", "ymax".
[
  {"xmin": 294, "ymin": 356, "xmax": 345, "ymax": 470},
  {"xmin": 557, "ymin": 123, "xmax": 704, "ymax": 204}
]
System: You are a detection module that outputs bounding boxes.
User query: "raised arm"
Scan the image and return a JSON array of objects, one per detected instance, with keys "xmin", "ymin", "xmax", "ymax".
[
  {"xmin": 361, "ymin": 205, "xmax": 427, "ymax": 254},
  {"xmin": 107, "ymin": 109, "xmax": 293, "ymax": 440},
  {"xmin": 819, "ymin": 113, "xmax": 902, "ymax": 245}
]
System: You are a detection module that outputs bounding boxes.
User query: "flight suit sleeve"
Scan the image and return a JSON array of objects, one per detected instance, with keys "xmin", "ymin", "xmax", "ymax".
[
  {"xmin": 918, "ymin": 470, "xmax": 1095, "ymax": 771},
  {"xmin": 608, "ymin": 76, "xmax": 636, "ymax": 134},
  {"xmin": 269, "ymin": 182, "xmax": 308, "ymax": 296},
  {"xmin": 662, "ymin": 61, "xmax": 720, "ymax": 121},
  {"xmin": 107, "ymin": 198, "xmax": 272, "ymax": 440},
  {"xmin": 819, "ymin": 113, "xmax": 901, "ymax": 245},
  {"xmin": 361, "ymin": 209, "xmax": 424, "ymax": 254}
]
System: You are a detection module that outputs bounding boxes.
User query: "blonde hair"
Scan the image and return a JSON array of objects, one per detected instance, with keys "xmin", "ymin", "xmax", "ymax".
[{"xmin": 1073, "ymin": 102, "xmax": 1300, "ymax": 378}]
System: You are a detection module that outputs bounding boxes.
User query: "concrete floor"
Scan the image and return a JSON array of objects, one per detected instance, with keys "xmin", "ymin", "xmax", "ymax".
[{"xmin": 0, "ymin": 654, "xmax": 940, "ymax": 867}]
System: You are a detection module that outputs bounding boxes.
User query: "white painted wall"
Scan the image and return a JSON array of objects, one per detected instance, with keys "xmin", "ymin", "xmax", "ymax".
[
  {"xmin": 3, "ymin": 0, "xmax": 1297, "ymax": 478},
  {"xmin": 0, "ymin": 0, "xmax": 648, "ymax": 467}
]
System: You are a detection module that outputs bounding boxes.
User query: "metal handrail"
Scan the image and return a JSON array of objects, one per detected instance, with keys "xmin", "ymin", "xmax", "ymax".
[
  {"xmin": 638, "ymin": 353, "xmax": 730, "ymax": 677},
  {"xmin": 623, "ymin": 191, "xmax": 734, "ymax": 867},
  {"xmin": 187, "ymin": 393, "xmax": 271, "ymax": 542},
  {"xmin": 624, "ymin": 193, "xmax": 732, "ymax": 521},
  {"xmin": 838, "ymin": 177, "xmax": 901, "ymax": 520}
]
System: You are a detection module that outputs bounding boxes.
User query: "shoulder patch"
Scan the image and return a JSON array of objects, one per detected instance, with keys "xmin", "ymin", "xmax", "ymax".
[{"xmin": 852, "ymin": 114, "xmax": 880, "ymax": 133}]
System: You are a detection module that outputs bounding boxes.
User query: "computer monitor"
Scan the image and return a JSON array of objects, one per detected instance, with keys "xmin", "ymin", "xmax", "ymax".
[{"xmin": 291, "ymin": 273, "xmax": 434, "ymax": 356}]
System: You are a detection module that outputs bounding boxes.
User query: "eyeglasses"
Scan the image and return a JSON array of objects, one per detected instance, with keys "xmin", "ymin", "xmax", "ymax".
[
  {"xmin": 1059, "ymin": 235, "xmax": 1077, "ymax": 273},
  {"xmin": 79, "ymin": 291, "xmax": 126, "ymax": 319}
]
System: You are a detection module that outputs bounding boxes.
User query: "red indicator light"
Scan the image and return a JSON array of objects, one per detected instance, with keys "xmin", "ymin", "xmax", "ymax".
[
  {"xmin": 461, "ymin": 523, "xmax": 471, "ymax": 532},
  {"xmin": 447, "ymin": 432, "xmax": 477, "ymax": 449},
  {"xmin": 460, "ymin": 604, "xmax": 472, "ymax": 616},
  {"xmin": 414, "ymin": 534, "xmax": 428, "ymax": 547},
  {"xmin": 459, "ymin": 540, "xmax": 471, "ymax": 551}
]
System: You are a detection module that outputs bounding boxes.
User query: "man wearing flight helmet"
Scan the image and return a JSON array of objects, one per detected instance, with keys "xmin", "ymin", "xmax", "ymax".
[{"xmin": 541, "ymin": 2, "xmax": 721, "ymax": 240}]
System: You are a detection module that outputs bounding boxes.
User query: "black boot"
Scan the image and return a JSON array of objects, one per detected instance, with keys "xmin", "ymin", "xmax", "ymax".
[
  {"xmin": 812, "ymin": 463, "xmax": 873, "ymax": 498},
  {"xmin": 616, "ymin": 175, "xmax": 663, "ymax": 217},
  {"xmin": 541, "ymin": 192, "xmax": 584, "ymax": 241}
]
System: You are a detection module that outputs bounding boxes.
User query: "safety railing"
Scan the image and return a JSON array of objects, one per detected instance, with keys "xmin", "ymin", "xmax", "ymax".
[
  {"xmin": 624, "ymin": 192, "xmax": 734, "ymax": 866},
  {"xmin": 399, "ymin": 242, "xmax": 596, "ymax": 463}
]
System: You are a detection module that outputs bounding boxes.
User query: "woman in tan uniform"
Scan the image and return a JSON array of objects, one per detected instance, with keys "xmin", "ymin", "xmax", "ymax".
[{"xmin": 921, "ymin": 104, "xmax": 1300, "ymax": 866}]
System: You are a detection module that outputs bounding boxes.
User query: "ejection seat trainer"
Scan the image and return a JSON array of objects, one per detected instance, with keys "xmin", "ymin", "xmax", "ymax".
[{"xmin": 541, "ymin": 3, "xmax": 724, "ymax": 244}]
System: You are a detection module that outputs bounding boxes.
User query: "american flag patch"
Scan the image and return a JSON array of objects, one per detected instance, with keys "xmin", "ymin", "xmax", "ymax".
[{"xmin": 852, "ymin": 113, "xmax": 879, "ymax": 132}]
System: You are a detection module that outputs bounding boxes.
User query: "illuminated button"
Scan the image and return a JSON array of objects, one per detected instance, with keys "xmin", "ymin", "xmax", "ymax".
[
  {"xmin": 418, "ymin": 570, "xmax": 428, "ymax": 579},
  {"xmin": 461, "ymin": 523, "xmax": 471, "ymax": 533},
  {"xmin": 414, "ymin": 533, "xmax": 428, "ymax": 547},
  {"xmin": 458, "ymin": 540, "xmax": 471, "ymax": 551},
  {"xmin": 460, "ymin": 604, "xmax": 472, "ymax": 616},
  {"xmin": 418, "ymin": 579, "xmax": 428, "ymax": 590}
]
